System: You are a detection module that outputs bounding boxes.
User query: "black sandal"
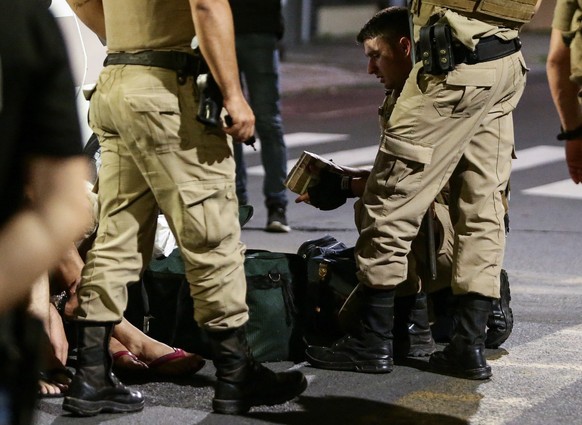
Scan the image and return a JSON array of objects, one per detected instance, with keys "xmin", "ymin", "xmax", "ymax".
[{"xmin": 38, "ymin": 367, "xmax": 74, "ymax": 399}]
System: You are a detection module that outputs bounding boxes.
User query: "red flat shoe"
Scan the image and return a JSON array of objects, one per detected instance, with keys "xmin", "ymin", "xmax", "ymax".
[
  {"xmin": 112, "ymin": 350, "xmax": 149, "ymax": 377},
  {"xmin": 147, "ymin": 348, "xmax": 205, "ymax": 377}
]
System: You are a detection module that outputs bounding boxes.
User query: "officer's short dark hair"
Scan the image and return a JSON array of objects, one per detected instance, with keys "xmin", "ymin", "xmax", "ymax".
[{"xmin": 356, "ymin": 7, "xmax": 410, "ymax": 45}]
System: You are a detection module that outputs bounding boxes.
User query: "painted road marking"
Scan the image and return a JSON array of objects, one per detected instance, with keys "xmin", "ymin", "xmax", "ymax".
[
  {"xmin": 247, "ymin": 145, "xmax": 378, "ymax": 176},
  {"xmin": 245, "ymin": 132, "xmax": 350, "ymax": 154},
  {"xmin": 522, "ymin": 179, "xmax": 582, "ymax": 200},
  {"xmin": 512, "ymin": 145, "xmax": 564, "ymax": 171},
  {"xmin": 285, "ymin": 132, "xmax": 350, "ymax": 148},
  {"xmin": 471, "ymin": 324, "xmax": 582, "ymax": 424},
  {"xmin": 247, "ymin": 140, "xmax": 579, "ymax": 200}
]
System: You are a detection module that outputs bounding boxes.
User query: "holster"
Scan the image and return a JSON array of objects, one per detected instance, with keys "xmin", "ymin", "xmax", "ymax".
[{"xmin": 419, "ymin": 23, "xmax": 456, "ymax": 75}]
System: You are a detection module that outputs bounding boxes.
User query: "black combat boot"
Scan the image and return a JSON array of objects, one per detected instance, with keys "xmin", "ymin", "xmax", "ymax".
[
  {"xmin": 429, "ymin": 287, "xmax": 457, "ymax": 343},
  {"xmin": 485, "ymin": 269, "xmax": 513, "ymax": 348},
  {"xmin": 209, "ymin": 326, "xmax": 307, "ymax": 415},
  {"xmin": 393, "ymin": 292, "xmax": 436, "ymax": 358},
  {"xmin": 429, "ymin": 293, "xmax": 493, "ymax": 380},
  {"xmin": 63, "ymin": 322, "xmax": 144, "ymax": 416},
  {"xmin": 305, "ymin": 287, "xmax": 395, "ymax": 374}
]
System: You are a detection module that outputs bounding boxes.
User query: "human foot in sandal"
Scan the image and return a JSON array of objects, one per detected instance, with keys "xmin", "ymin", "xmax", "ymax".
[
  {"xmin": 147, "ymin": 348, "xmax": 206, "ymax": 377},
  {"xmin": 38, "ymin": 368, "xmax": 73, "ymax": 398},
  {"xmin": 111, "ymin": 318, "xmax": 205, "ymax": 378},
  {"xmin": 112, "ymin": 350, "xmax": 149, "ymax": 376}
]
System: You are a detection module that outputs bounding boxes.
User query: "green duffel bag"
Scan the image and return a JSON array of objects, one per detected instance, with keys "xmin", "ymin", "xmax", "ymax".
[
  {"xmin": 134, "ymin": 247, "xmax": 306, "ymax": 363},
  {"xmin": 243, "ymin": 250, "xmax": 306, "ymax": 362}
]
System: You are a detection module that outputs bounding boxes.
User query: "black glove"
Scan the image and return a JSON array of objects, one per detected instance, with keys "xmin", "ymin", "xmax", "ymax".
[{"xmin": 308, "ymin": 168, "xmax": 353, "ymax": 211}]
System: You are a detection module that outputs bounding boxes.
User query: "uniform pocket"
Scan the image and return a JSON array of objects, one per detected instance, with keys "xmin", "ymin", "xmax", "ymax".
[
  {"xmin": 177, "ymin": 180, "xmax": 238, "ymax": 249},
  {"xmin": 125, "ymin": 92, "xmax": 182, "ymax": 154},
  {"xmin": 434, "ymin": 66, "xmax": 495, "ymax": 118},
  {"xmin": 368, "ymin": 137, "xmax": 433, "ymax": 200}
]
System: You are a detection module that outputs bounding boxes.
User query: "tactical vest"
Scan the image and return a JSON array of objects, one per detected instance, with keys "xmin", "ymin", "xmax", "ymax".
[{"xmin": 422, "ymin": 0, "xmax": 538, "ymax": 28}]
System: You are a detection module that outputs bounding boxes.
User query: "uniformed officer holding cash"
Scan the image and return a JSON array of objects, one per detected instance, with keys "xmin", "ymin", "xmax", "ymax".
[
  {"xmin": 63, "ymin": 0, "xmax": 306, "ymax": 417},
  {"xmin": 547, "ymin": 0, "xmax": 582, "ymax": 183},
  {"xmin": 305, "ymin": 0, "xmax": 540, "ymax": 380}
]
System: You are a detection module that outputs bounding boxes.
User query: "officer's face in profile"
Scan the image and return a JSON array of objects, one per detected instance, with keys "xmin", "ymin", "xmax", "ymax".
[{"xmin": 363, "ymin": 35, "xmax": 412, "ymax": 91}]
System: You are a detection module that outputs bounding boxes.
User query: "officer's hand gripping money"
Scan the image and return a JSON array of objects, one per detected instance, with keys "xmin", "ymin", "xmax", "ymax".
[{"xmin": 307, "ymin": 168, "xmax": 354, "ymax": 211}]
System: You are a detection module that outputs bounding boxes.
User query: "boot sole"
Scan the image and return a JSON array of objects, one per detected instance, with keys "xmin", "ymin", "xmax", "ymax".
[
  {"xmin": 306, "ymin": 352, "xmax": 393, "ymax": 374},
  {"xmin": 63, "ymin": 396, "xmax": 145, "ymax": 417},
  {"xmin": 429, "ymin": 358, "xmax": 492, "ymax": 380},
  {"xmin": 406, "ymin": 344, "xmax": 437, "ymax": 357},
  {"xmin": 486, "ymin": 269, "xmax": 514, "ymax": 348},
  {"xmin": 212, "ymin": 376, "xmax": 308, "ymax": 415}
]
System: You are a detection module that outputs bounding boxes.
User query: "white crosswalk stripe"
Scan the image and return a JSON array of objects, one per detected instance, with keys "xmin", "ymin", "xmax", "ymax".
[
  {"xmin": 247, "ymin": 145, "xmax": 378, "ymax": 176},
  {"xmin": 285, "ymin": 132, "xmax": 350, "ymax": 148},
  {"xmin": 246, "ymin": 135, "xmax": 580, "ymax": 199},
  {"xmin": 246, "ymin": 132, "xmax": 374, "ymax": 176},
  {"xmin": 512, "ymin": 145, "xmax": 564, "ymax": 171},
  {"xmin": 513, "ymin": 145, "xmax": 582, "ymax": 199},
  {"xmin": 471, "ymin": 324, "xmax": 582, "ymax": 425},
  {"xmin": 522, "ymin": 179, "xmax": 582, "ymax": 199}
]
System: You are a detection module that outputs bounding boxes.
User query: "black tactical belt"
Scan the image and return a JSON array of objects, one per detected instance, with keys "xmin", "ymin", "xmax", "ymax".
[
  {"xmin": 104, "ymin": 50, "xmax": 201, "ymax": 75},
  {"xmin": 454, "ymin": 36, "xmax": 522, "ymax": 65},
  {"xmin": 418, "ymin": 23, "xmax": 522, "ymax": 74}
]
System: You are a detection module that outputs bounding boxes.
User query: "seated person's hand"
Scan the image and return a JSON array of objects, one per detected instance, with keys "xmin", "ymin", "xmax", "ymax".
[
  {"xmin": 51, "ymin": 244, "xmax": 83, "ymax": 294},
  {"xmin": 305, "ymin": 168, "xmax": 354, "ymax": 211},
  {"xmin": 48, "ymin": 303, "xmax": 69, "ymax": 364}
]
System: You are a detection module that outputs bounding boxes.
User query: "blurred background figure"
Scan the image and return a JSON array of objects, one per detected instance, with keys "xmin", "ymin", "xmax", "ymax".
[
  {"xmin": 230, "ymin": 0, "xmax": 292, "ymax": 232},
  {"xmin": 0, "ymin": 0, "xmax": 91, "ymax": 422}
]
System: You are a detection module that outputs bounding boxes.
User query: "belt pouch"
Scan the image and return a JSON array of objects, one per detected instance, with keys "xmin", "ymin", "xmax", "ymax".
[
  {"xmin": 419, "ymin": 23, "xmax": 456, "ymax": 75},
  {"xmin": 419, "ymin": 26, "xmax": 435, "ymax": 73},
  {"xmin": 433, "ymin": 23, "xmax": 455, "ymax": 73}
]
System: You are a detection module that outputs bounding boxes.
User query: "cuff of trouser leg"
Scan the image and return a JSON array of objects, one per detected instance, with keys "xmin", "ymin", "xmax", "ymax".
[{"xmin": 458, "ymin": 293, "xmax": 494, "ymax": 309}]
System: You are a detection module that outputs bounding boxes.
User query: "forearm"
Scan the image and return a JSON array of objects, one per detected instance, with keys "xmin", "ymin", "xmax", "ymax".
[
  {"xmin": 547, "ymin": 29, "xmax": 582, "ymax": 132},
  {"xmin": 26, "ymin": 274, "xmax": 51, "ymax": 325},
  {"xmin": 0, "ymin": 211, "xmax": 72, "ymax": 312},
  {"xmin": 190, "ymin": 0, "xmax": 243, "ymax": 104},
  {"xmin": 0, "ymin": 157, "xmax": 91, "ymax": 314},
  {"xmin": 337, "ymin": 167, "xmax": 370, "ymax": 197},
  {"xmin": 350, "ymin": 177, "xmax": 368, "ymax": 198},
  {"xmin": 66, "ymin": 0, "xmax": 106, "ymax": 41}
]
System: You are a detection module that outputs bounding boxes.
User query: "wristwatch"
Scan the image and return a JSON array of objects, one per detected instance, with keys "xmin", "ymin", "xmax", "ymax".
[{"xmin": 557, "ymin": 125, "xmax": 582, "ymax": 141}]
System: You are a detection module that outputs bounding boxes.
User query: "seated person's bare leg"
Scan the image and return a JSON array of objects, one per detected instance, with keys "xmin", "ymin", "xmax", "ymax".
[
  {"xmin": 28, "ymin": 274, "xmax": 72, "ymax": 397},
  {"xmin": 112, "ymin": 318, "xmax": 205, "ymax": 376}
]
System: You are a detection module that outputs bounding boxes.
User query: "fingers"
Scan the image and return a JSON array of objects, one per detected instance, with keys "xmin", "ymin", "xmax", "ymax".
[
  {"xmin": 223, "ymin": 117, "xmax": 254, "ymax": 142},
  {"xmin": 565, "ymin": 140, "xmax": 582, "ymax": 184},
  {"xmin": 295, "ymin": 193, "xmax": 310, "ymax": 204},
  {"xmin": 222, "ymin": 97, "xmax": 255, "ymax": 143},
  {"xmin": 567, "ymin": 165, "xmax": 582, "ymax": 184}
]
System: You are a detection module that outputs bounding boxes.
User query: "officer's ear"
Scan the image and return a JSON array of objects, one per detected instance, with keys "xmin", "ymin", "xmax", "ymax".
[{"xmin": 398, "ymin": 36, "xmax": 412, "ymax": 57}]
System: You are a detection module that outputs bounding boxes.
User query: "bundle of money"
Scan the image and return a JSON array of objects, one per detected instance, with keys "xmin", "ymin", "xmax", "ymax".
[{"xmin": 284, "ymin": 151, "xmax": 343, "ymax": 195}]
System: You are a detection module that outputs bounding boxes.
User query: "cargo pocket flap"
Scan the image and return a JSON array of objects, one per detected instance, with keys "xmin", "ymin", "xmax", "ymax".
[
  {"xmin": 125, "ymin": 93, "xmax": 180, "ymax": 113},
  {"xmin": 446, "ymin": 67, "xmax": 495, "ymax": 87},
  {"xmin": 380, "ymin": 135, "xmax": 433, "ymax": 165},
  {"xmin": 177, "ymin": 180, "xmax": 236, "ymax": 248},
  {"xmin": 177, "ymin": 180, "xmax": 233, "ymax": 207}
]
